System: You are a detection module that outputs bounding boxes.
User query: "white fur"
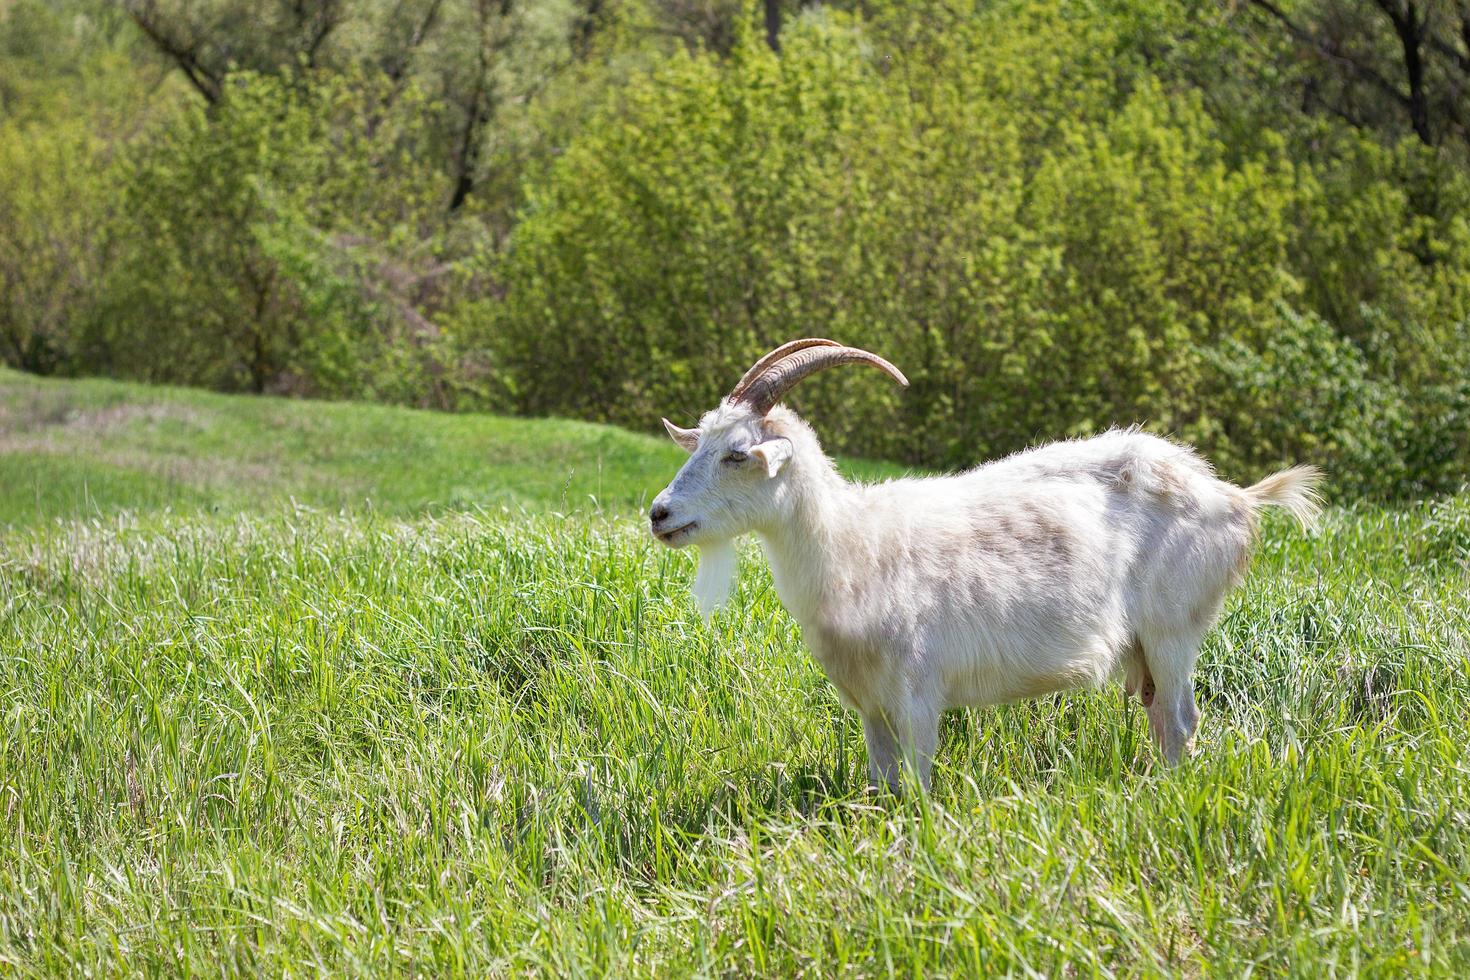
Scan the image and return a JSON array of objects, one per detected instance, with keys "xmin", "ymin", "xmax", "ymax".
[
  {"xmin": 650, "ymin": 400, "xmax": 1322, "ymax": 792},
  {"xmin": 692, "ymin": 539, "xmax": 737, "ymax": 615}
]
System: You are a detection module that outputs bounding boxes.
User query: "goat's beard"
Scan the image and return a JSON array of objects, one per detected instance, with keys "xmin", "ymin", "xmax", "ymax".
[{"xmin": 692, "ymin": 538, "xmax": 737, "ymax": 616}]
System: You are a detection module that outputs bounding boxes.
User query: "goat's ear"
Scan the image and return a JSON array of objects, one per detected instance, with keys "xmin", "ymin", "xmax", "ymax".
[
  {"xmin": 662, "ymin": 417, "xmax": 699, "ymax": 453},
  {"xmin": 749, "ymin": 438, "xmax": 793, "ymax": 478}
]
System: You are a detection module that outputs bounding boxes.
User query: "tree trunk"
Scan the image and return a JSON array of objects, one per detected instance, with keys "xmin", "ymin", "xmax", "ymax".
[{"xmin": 1380, "ymin": 0, "xmax": 1434, "ymax": 144}]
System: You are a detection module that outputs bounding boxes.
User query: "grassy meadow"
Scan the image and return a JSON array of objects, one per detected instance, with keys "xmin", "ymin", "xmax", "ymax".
[{"xmin": 2, "ymin": 369, "xmax": 1469, "ymax": 974}]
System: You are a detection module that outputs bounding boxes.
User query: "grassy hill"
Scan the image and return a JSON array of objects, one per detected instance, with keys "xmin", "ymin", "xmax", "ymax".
[
  {"xmin": 0, "ymin": 369, "xmax": 907, "ymax": 528},
  {"xmin": 0, "ymin": 368, "xmax": 685, "ymax": 526},
  {"xmin": 2, "ymin": 371, "xmax": 1468, "ymax": 974}
]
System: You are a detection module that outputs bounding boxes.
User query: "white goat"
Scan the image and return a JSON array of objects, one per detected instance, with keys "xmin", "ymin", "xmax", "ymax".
[{"xmin": 650, "ymin": 339, "xmax": 1322, "ymax": 792}]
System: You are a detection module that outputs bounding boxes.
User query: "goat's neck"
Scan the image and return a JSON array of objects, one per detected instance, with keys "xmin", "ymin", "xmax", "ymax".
[{"xmin": 755, "ymin": 455, "xmax": 864, "ymax": 628}]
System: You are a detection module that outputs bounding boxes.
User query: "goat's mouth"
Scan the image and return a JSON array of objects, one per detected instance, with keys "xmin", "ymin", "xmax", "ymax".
[{"xmin": 653, "ymin": 520, "xmax": 699, "ymax": 545}]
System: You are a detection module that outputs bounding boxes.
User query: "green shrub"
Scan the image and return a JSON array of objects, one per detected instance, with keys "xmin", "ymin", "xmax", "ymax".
[
  {"xmin": 475, "ymin": 2, "xmax": 1470, "ymax": 497},
  {"xmin": 1201, "ymin": 306, "xmax": 1413, "ymax": 497},
  {"xmin": 0, "ymin": 118, "xmax": 115, "ymax": 375},
  {"xmin": 89, "ymin": 70, "xmax": 451, "ymax": 401}
]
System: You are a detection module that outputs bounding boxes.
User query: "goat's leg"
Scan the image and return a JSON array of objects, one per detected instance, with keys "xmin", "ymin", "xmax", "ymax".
[
  {"xmin": 862, "ymin": 698, "xmax": 941, "ymax": 794},
  {"xmin": 861, "ymin": 712, "xmax": 902, "ymax": 794},
  {"xmin": 904, "ymin": 701, "xmax": 941, "ymax": 791},
  {"xmin": 1140, "ymin": 634, "xmax": 1202, "ymax": 765},
  {"xmin": 1123, "ymin": 638, "xmax": 1154, "ymax": 705}
]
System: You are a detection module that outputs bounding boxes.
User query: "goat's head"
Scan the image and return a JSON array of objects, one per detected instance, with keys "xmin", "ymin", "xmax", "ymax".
[{"xmin": 650, "ymin": 339, "xmax": 907, "ymax": 611}]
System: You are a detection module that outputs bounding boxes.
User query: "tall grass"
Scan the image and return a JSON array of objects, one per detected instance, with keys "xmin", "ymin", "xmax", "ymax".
[{"xmin": 1, "ymin": 373, "xmax": 1467, "ymax": 973}]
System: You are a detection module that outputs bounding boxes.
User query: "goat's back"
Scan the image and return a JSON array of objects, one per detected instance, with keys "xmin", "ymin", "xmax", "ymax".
[{"xmin": 846, "ymin": 430, "xmax": 1256, "ymax": 707}]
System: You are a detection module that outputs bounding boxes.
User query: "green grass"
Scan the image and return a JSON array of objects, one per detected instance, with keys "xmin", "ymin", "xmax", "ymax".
[
  {"xmin": 0, "ymin": 367, "xmax": 685, "ymax": 525},
  {"xmin": 2, "ymin": 371, "xmax": 1469, "ymax": 974},
  {"xmin": 0, "ymin": 369, "xmax": 905, "ymax": 528}
]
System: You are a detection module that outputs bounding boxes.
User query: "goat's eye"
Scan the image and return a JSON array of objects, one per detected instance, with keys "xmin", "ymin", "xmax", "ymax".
[{"xmin": 723, "ymin": 451, "xmax": 748, "ymax": 464}]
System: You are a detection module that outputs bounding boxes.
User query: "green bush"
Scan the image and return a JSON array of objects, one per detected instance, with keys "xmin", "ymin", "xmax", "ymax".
[
  {"xmin": 0, "ymin": 119, "xmax": 115, "ymax": 375},
  {"xmin": 87, "ymin": 70, "xmax": 452, "ymax": 402},
  {"xmin": 476, "ymin": 2, "xmax": 1470, "ymax": 497},
  {"xmin": 1203, "ymin": 306, "xmax": 1411, "ymax": 498}
]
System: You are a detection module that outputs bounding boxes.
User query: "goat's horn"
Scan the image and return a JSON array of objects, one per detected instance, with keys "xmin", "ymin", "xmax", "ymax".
[
  {"xmin": 727, "ymin": 338, "xmax": 842, "ymax": 402},
  {"xmin": 736, "ymin": 343, "xmax": 908, "ymax": 416}
]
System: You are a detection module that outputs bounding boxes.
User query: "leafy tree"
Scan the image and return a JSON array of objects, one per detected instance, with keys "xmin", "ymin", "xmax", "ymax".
[
  {"xmin": 5, "ymin": 0, "xmax": 1470, "ymax": 497},
  {"xmin": 92, "ymin": 70, "xmax": 447, "ymax": 398},
  {"xmin": 1243, "ymin": 0, "xmax": 1470, "ymax": 151},
  {"xmin": 120, "ymin": 0, "xmax": 598, "ymax": 218},
  {"xmin": 481, "ymin": 0, "xmax": 1470, "ymax": 495}
]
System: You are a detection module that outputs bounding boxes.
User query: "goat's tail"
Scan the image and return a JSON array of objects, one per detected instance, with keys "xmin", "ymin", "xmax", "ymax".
[{"xmin": 1244, "ymin": 465, "xmax": 1324, "ymax": 530}]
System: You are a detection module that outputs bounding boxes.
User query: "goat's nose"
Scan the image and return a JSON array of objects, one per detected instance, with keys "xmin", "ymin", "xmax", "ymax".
[{"xmin": 650, "ymin": 503, "xmax": 670, "ymax": 525}]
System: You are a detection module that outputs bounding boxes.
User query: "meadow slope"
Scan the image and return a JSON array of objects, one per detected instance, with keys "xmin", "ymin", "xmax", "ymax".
[
  {"xmin": 0, "ymin": 367, "xmax": 687, "ymax": 526},
  {"xmin": 2, "ymin": 372, "xmax": 1468, "ymax": 974},
  {"xmin": 0, "ymin": 369, "xmax": 908, "ymax": 528}
]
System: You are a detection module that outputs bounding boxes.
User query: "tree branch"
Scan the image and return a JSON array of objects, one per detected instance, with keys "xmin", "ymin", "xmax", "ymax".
[
  {"xmin": 381, "ymin": 0, "xmax": 445, "ymax": 83},
  {"xmin": 294, "ymin": 0, "xmax": 345, "ymax": 68},
  {"xmin": 449, "ymin": 0, "xmax": 511, "ymax": 213},
  {"xmin": 1372, "ymin": 0, "xmax": 1433, "ymax": 143},
  {"xmin": 124, "ymin": 0, "xmax": 222, "ymax": 104},
  {"xmin": 1246, "ymin": 0, "xmax": 1411, "ymax": 110}
]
